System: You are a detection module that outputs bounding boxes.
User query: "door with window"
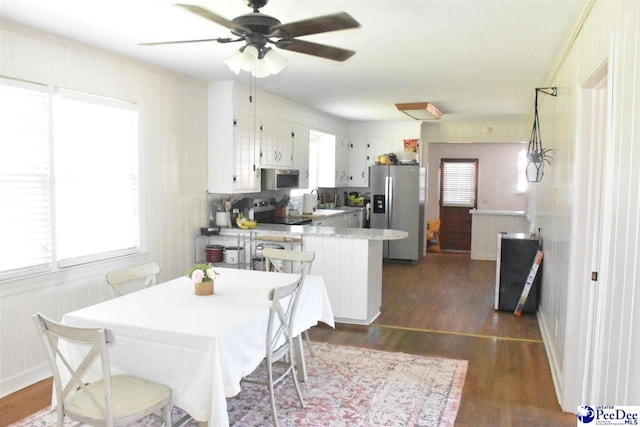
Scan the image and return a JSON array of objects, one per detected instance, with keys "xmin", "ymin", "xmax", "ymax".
[{"xmin": 439, "ymin": 159, "xmax": 478, "ymax": 251}]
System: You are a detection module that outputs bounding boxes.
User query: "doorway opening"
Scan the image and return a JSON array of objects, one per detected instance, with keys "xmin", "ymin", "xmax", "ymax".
[{"xmin": 439, "ymin": 159, "xmax": 478, "ymax": 251}]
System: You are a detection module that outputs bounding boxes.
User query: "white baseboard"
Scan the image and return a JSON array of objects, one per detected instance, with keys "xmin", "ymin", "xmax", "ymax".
[
  {"xmin": 537, "ymin": 311, "xmax": 570, "ymax": 412},
  {"xmin": 0, "ymin": 363, "xmax": 51, "ymax": 399}
]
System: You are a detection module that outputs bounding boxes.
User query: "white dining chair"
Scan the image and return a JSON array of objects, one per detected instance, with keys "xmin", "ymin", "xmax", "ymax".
[
  {"xmin": 32, "ymin": 312, "xmax": 173, "ymax": 427},
  {"xmin": 105, "ymin": 262, "xmax": 160, "ymax": 297},
  {"xmin": 242, "ymin": 279, "xmax": 305, "ymax": 427},
  {"xmin": 263, "ymin": 248, "xmax": 316, "ymax": 356}
]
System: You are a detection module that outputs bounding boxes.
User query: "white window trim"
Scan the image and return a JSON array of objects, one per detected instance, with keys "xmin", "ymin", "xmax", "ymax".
[{"xmin": 0, "ymin": 78, "xmax": 144, "ymax": 279}]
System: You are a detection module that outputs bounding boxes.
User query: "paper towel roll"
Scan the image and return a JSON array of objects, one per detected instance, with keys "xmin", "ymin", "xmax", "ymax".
[
  {"xmin": 303, "ymin": 194, "xmax": 316, "ymax": 214},
  {"xmin": 215, "ymin": 211, "xmax": 229, "ymax": 227}
]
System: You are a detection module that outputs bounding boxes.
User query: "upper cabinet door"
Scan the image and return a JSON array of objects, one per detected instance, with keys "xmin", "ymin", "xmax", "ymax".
[
  {"xmin": 233, "ymin": 108, "xmax": 259, "ymax": 192},
  {"xmin": 348, "ymin": 137, "xmax": 368, "ymax": 187},
  {"xmin": 292, "ymin": 122, "xmax": 310, "ymax": 189},
  {"xmin": 208, "ymin": 81, "xmax": 259, "ymax": 193},
  {"xmin": 336, "ymin": 135, "xmax": 350, "ymax": 187},
  {"xmin": 260, "ymin": 116, "xmax": 293, "ymax": 168}
]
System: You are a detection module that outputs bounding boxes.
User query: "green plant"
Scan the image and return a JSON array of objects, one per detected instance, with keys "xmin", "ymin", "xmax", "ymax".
[{"xmin": 527, "ymin": 147, "xmax": 554, "ymax": 166}]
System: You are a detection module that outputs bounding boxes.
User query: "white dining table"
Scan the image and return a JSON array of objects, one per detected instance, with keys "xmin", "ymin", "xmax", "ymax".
[{"xmin": 59, "ymin": 267, "xmax": 335, "ymax": 426}]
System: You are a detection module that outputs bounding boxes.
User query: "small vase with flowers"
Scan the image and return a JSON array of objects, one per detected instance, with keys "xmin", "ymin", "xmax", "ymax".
[{"xmin": 187, "ymin": 263, "xmax": 218, "ymax": 296}]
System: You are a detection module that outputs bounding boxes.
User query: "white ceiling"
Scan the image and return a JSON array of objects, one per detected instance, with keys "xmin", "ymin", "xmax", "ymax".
[{"xmin": 0, "ymin": 0, "xmax": 584, "ymax": 122}]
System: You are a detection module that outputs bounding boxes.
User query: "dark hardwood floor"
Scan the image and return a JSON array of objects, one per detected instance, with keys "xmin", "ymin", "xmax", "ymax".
[
  {"xmin": 0, "ymin": 252, "xmax": 574, "ymax": 426},
  {"xmin": 311, "ymin": 252, "xmax": 575, "ymax": 426}
]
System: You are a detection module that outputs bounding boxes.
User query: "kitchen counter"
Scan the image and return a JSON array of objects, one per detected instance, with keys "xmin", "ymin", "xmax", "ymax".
[
  {"xmin": 289, "ymin": 207, "xmax": 364, "ymax": 219},
  {"xmin": 204, "ymin": 222, "xmax": 407, "ymax": 325},
  {"xmin": 217, "ymin": 223, "xmax": 407, "ymax": 241}
]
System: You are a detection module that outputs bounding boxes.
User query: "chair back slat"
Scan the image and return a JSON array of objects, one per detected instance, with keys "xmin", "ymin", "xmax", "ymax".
[
  {"xmin": 106, "ymin": 262, "xmax": 160, "ymax": 297},
  {"xmin": 263, "ymin": 249, "xmax": 315, "ymax": 275}
]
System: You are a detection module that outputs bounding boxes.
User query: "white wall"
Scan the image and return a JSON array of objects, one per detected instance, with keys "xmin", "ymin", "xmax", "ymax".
[
  {"xmin": 527, "ymin": 0, "xmax": 640, "ymax": 410},
  {"xmin": 425, "ymin": 142, "xmax": 528, "ymax": 220},
  {"xmin": 0, "ymin": 22, "xmax": 208, "ymax": 397},
  {"xmin": 420, "ymin": 117, "xmax": 530, "ymax": 144}
]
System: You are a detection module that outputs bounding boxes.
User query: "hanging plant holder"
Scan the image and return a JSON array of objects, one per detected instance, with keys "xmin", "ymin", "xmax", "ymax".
[
  {"xmin": 526, "ymin": 159, "xmax": 545, "ymax": 182},
  {"xmin": 526, "ymin": 87, "xmax": 557, "ymax": 182}
]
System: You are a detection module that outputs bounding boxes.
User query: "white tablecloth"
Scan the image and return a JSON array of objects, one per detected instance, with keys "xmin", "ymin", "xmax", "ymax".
[{"xmin": 60, "ymin": 268, "xmax": 334, "ymax": 426}]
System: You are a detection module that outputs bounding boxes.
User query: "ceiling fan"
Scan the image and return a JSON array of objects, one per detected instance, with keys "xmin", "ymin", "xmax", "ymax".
[{"xmin": 141, "ymin": 0, "xmax": 360, "ymax": 76}]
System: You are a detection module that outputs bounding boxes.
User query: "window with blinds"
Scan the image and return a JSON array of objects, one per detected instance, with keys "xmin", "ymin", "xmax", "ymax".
[
  {"xmin": 54, "ymin": 90, "xmax": 140, "ymax": 266},
  {"xmin": 0, "ymin": 78, "xmax": 140, "ymax": 279},
  {"xmin": 0, "ymin": 79, "xmax": 52, "ymax": 276},
  {"xmin": 441, "ymin": 159, "xmax": 478, "ymax": 207}
]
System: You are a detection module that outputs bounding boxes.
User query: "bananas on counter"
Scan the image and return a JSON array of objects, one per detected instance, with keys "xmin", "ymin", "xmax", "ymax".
[{"xmin": 235, "ymin": 213, "xmax": 257, "ymax": 229}]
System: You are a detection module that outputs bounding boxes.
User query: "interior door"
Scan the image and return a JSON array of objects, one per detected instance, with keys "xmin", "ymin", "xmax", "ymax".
[{"xmin": 439, "ymin": 159, "xmax": 478, "ymax": 251}]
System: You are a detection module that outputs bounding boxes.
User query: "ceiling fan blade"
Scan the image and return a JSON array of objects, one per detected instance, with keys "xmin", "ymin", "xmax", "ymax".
[
  {"xmin": 175, "ymin": 3, "xmax": 250, "ymax": 33},
  {"xmin": 140, "ymin": 38, "xmax": 230, "ymax": 46},
  {"xmin": 271, "ymin": 12, "xmax": 360, "ymax": 38},
  {"xmin": 278, "ymin": 39, "xmax": 355, "ymax": 62}
]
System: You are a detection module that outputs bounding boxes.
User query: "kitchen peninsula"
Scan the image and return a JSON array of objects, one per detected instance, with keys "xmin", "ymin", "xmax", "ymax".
[{"xmin": 198, "ymin": 220, "xmax": 407, "ymax": 325}]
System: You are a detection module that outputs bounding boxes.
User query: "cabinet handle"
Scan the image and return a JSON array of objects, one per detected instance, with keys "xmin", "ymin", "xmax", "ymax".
[{"xmin": 362, "ymin": 171, "xmax": 365, "ymax": 178}]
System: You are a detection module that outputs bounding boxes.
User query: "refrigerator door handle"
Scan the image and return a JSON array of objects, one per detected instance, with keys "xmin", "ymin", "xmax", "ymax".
[{"xmin": 387, "ymin": 176, "xmax": 393, "ymax": 228}]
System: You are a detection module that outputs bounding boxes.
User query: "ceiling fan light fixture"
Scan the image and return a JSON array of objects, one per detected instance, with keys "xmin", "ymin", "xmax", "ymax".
[
  {"xmin": 395, "ymin": 102, "xmax": 443, "ymax": 120},
  {"xmin": 238, "ymin": 45, "xmax": 259, "ymax": 71},
  {"xmin": 224, "ymin": 49, "xmax": 244, "ymax": 74},
  {"xmin": 262, "ymin": 48, "xmax": 287, "ymax": 74},
  {"xmin": 253, "ymin": 57, "xmax": 273, "ymax": 78},
  {"xmin": 225, "ymin": 45, "xmax": 288, "ymax": 77}
]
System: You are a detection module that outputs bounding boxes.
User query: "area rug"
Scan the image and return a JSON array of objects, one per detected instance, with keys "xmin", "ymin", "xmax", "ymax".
[{"xmin": 12, "ymin": 343, "xmax": 467, "ymax": 427}]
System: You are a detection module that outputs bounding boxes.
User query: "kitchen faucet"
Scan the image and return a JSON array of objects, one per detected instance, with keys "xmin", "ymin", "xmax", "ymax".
[{"xmin": 310, "ymin": 188, "xmax": 319, "ymax": 200}]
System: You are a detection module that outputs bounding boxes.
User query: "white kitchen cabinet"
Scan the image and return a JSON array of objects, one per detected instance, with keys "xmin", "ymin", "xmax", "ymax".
[
  {"xmin": 347, "ymin": 211, "xmax": 361, "ymax": 228},
  {"xmin": 336, "ymin": 135, "xmax": 350, "ymax": 187},
  {"xmin": 317, "ymin": 134, "xmax": 350, "ymax": 188},
  {"xmin": 311, "ymin": 210, "xmax": 362, "ymax": 228},
  {"xmin": 208, "ymin": 81, "xmax": 259, "ymax": 193},
  {"xmin": 366, "ymin": 136, "xmax": 401, "ymax": 164},
  {"xmin": 292, "ymin": 122, "xmax": 310, "ymax": 189},
  {"xmin": 348, "ymin": 136, "xmax": 369, "ymax": 187},
  {"xmin": 260, "ymin": 116, "xmax": 293, "ymax": 168},
  {"xmin": 311, "ymin": 214, "xmax": 344, "ymax": 227}
]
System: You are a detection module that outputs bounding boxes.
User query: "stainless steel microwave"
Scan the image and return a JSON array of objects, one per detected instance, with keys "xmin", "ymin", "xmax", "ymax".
[{"xmin": 261, "ymin": 168, "xmax": 300, "ymax": 190}]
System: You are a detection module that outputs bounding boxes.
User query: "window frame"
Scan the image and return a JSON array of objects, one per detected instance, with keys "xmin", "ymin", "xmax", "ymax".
[
  {"xmin": 0, "ymin": 77, "xmax": 143, "ymax": 280},
  {"xmin": 439, "ymin": 158, "xmax": 479, "ymax": 208}
]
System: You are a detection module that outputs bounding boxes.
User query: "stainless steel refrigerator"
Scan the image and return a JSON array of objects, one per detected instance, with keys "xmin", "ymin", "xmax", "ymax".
[{"xmin": 370, "ymin": 164, "xmax": 425, "ymax": 262}]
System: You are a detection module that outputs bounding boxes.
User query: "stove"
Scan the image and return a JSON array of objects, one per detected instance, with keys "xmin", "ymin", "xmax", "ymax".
[
  {"xmin": 268, "ymin": 217, "xmax": 312, "ymax": 226},
  {"xmin": 252, "ymin": 206, "xmax": 312, "ymax": 226}
]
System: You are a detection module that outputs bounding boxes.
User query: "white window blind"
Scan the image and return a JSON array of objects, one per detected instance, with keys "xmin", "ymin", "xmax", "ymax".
[
  {"xmin": 54, "ymin": 90, "xmax": 140, "ymax": 266},
  {"xmin": 0, "ymin": 79, "xmax": 52, "ymax": 276},
  {"xmin": 441, "ymin": 160, "xmax": 477, "ymax": 207}
]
